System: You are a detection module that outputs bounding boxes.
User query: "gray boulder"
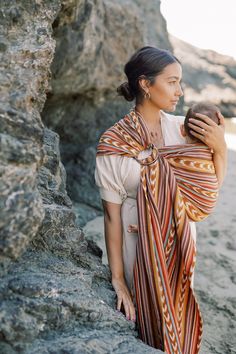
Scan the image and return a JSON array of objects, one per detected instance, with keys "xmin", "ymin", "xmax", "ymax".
[
  {"xmin": 0, "ymin": 1, "xmax": 165, "ymax": 352},
  {"xmin": 0, "ymin": 0, "xmax": 61, "ymax": 274}
]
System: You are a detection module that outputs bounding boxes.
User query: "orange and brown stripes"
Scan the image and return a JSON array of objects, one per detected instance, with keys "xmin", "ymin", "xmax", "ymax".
[{"xmin": 96, "ymin": 107, "xmax": 219, "ymax": 354}]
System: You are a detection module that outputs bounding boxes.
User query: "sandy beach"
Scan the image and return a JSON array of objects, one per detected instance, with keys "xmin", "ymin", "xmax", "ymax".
[
  {"xmin": 84, "ymin": 124, "xmax": 236, "ymax": 353},
  {"xmin": 194, "ymin": 146, "xmax": 236, "ymax": 353}
]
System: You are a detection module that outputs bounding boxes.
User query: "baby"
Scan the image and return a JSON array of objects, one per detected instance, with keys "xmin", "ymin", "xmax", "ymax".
[
  {"xmin": 180, "ymin": 102, "xmax": 220, "ymax": 143},
  {"xmin": 128, "ymin": 102, "xmax": 220, "ymax": 234}
]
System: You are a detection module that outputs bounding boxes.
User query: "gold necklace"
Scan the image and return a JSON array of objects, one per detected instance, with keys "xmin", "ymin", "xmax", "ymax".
[
  {"xmin": 148, "ymin": 122, "xmax": 165, "ymax": 148},
  {"xmin": 134, "ymin": 106, "xmax": 165, "ymax": 147}
]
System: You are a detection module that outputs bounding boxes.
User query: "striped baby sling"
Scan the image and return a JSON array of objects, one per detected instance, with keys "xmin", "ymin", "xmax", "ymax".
[{"xmin": 96, "ymin": 107, "xmax": 219, "ymax": 353}]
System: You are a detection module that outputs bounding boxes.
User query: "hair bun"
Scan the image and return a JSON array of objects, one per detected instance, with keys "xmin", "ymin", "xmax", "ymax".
[{"xmin": 117, "ymin": 81, "xmax": 135, "ymax": 101}]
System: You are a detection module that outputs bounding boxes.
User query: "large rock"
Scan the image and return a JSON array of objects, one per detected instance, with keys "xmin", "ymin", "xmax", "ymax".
[
  {"xmin": 0, "ymin": 244, "xmax": 160, "ymax": 354},
  {"xmin": 170, "ymin": 35, "xmax": 236, "ymax": 117},
  {"xmin": 0, "ymin": 0, "xmax": 61, "ymax": 274},
  {"xmin": 0, "ymin": 1, "xmax": 166, "ymax": 352},
  {"xmin": 42, "ymin": 0, "xmax": 177, "ymax": 209},
  {"xmin": 0, "ymin": 125, "xmax": 163, "ymax": 353}
]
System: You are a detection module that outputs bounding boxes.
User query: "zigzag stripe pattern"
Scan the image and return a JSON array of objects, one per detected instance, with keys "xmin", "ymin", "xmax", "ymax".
[{"xmin": 96, "ymin": 107, "xmax": 219, "ymax": 353}]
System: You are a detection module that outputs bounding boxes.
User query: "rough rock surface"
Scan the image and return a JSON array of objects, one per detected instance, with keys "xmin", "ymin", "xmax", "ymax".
[
  {"xmin": 0, "ymin": 0, "xmax": 166, "ymax": 352},
  {"xmin": 0, "ymin": 0, "xmax": 61, "ymax": 274},
  {"xmin": 170, "ymin": 35, "xmax": 236, "ymax": 117},
  {"xmin": 0, "ymin": 127, "xmax": 163, "ymax": 353}
]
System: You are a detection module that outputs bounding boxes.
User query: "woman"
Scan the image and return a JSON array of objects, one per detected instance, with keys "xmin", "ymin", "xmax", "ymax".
[{"xmin": 94, "ymin": 46, "xmax": 227, "ymax": 353}]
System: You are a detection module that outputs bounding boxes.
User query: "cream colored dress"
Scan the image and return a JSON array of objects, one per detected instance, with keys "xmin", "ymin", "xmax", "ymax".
[{"xmin": 94, "ymin": 110, "xmax": 196, "ymax": 291}]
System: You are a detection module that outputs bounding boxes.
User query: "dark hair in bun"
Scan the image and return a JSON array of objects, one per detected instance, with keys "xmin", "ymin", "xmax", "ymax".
[
  {"xmin": 117, "ymin": 81, "xmax": 135, "ymax": 102},
  {"xmin": 117, "ymin": 46, "xmax": 181, "ymax": 102}
]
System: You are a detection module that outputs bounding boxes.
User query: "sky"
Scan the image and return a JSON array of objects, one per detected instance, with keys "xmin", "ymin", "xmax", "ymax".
[{"xmin": 161, "ymin": 0, "xmax": 236, "ymax": 59}]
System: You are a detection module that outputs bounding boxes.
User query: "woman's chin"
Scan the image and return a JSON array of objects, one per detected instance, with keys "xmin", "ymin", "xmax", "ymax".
[
  {"xmin": 154, "ymin": 102, "xmax": 177, "ymax": 112},
  {"xmin": 165, "ymin": 105, "xmax": 177, "ymax": 112}
]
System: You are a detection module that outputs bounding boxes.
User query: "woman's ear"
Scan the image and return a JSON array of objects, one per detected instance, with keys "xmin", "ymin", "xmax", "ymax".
[
  {"xmin": 138, "ymin": 76, "xmax": 151, "ymax": 91},
  {"xmin": 180, "ymin": 124, "xmax": 186, "ymax": 137}
]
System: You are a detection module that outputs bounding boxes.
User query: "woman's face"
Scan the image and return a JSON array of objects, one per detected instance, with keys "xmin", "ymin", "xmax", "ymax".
[{"xmin": 144, "ymin": 62, "xmax": 183, "ymax": 112}]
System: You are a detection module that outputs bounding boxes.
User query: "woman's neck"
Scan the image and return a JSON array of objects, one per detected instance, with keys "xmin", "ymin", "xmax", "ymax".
[{"xmin": 135, "ymin": 101, "xmax": 161, "ymax": 128}]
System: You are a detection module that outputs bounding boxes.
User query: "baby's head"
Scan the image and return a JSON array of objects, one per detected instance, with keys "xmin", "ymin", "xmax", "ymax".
[{"xmin": 180, "ymin": 102, "xmax": 220, "ymax": 143}]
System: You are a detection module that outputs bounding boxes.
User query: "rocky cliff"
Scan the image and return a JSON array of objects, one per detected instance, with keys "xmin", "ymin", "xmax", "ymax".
[
  {"xmin": 0, "ymin": 0, "xmax": 168, "ymax": 352},
  {"xmin": 170, "ymin": 35, "xmax": 236, "ymax": 117}
]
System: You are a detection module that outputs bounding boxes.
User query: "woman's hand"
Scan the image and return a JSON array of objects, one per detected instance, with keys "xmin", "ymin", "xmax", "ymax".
[
  {"xmin": 187, "ymin": 111, "xmax": 228, "ymax": 188},
  {"xmin": 127, "ymin": 224, "xmax": 139, "ymax": 233},
  {"xmin": 187, "ymin": 111, "xmax": 227, "ymax": 154},
  {"xmin": 112, "ymin": 277, "xmax": 136, "ymax": 322}
]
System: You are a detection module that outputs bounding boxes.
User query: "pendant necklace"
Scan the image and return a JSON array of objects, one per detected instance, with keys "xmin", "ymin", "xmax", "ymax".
[{"xmin": 149, "ymin": 120, "xmax": 165, "ymax": 148}]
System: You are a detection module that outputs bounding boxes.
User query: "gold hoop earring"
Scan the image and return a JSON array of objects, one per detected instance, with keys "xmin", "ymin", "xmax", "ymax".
[{"xmin": 144, "ymin": 91, "xmax": 151, "ymax": 100}]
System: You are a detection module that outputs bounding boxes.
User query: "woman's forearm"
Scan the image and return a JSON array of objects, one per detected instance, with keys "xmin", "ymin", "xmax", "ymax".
[
  {"xmin": 104, "ymin": 213, "xmax": 125, "ymax": 281},
  {"xmin": 102, "ymin": 204, "xmax": 136, "ymax": 320},
  {"xmin": 213, "ymin": 144, "xmax": 228, "ymax": 188}
]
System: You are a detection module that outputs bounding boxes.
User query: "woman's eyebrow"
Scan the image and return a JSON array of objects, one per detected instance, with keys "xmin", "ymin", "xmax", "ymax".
[{"xmin": 167, "ymin": 76, "xmax": 181, "ymax": 80}]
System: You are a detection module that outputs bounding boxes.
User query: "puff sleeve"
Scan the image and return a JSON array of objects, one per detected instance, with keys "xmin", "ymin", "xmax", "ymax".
[{"xmin": 94, "ymin": 155, "xmax": 128, "ymax": 204}]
